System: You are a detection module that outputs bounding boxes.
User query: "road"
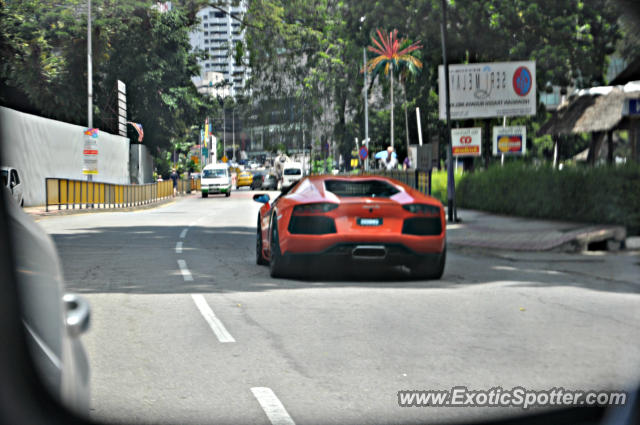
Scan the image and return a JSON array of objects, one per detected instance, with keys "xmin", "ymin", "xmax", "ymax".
[{"xmin": 36, "ymin": 192, "xmax": 640, "ymax": 425}]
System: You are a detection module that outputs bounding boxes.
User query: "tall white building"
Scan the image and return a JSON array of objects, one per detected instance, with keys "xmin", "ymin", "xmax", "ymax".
[{"xmin": 189, "ymin": 2, "xmax": 250, "ymax": 97}]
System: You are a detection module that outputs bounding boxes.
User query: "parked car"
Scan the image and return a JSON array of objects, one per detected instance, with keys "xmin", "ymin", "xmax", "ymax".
[
  {"xmin": 3, "ymin": 185, "xmax": 91, "ymax": 414},
  {"xmin": 250, "ymin": 172, "xmax": 265, "ymax": 190},
  {"xmin": 2, "ymin": 166, "xmax": 24, "ymax": 206},
  {"xmin": 261, "ymin": 173, "xmax": 278, "ymax": 190}
]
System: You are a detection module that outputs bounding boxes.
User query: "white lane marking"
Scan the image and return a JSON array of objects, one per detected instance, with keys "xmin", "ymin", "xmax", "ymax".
[
  {"xmin": 251, "ymin": 387, "xmax": 295, "ymax": 425},
  {"xmin": 175, "ymin": 241, "xmax": 183, "ymax": 254},
  {"xmin": 191, "ymin": 294, "xmax": 236, "ymax": 343},
  {"xmin": 23, "ymin": 321, "xmax": 62, "ymax": 370},
  {"xmin": 179, "ymin": 228, "xmax": 188, "ymax": 238},
  {"xmin": 177, "ymin": 259, "xmax": 193, "ymax": 281}
]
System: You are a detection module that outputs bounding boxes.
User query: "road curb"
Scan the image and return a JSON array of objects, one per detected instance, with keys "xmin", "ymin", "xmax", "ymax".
[{"xmin": 26, "ymin": 197, "xmax": 183, "ymax": 219}]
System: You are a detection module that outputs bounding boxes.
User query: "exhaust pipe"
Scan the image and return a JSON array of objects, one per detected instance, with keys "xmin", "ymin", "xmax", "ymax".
[{"xmin": 352, "ymin": 245, "xmax": 387, "ymax": 259}]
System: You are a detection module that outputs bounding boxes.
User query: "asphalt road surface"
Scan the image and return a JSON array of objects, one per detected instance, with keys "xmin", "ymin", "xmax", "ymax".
[{"xmin": 36, "ymin": 191, "xmax": 640, "ymax": 425}]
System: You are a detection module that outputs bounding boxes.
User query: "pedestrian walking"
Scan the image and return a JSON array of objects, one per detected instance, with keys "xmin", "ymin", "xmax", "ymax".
[{"xmin": 170, "ymin": 168, "xmax": 178, "ymax": 197}]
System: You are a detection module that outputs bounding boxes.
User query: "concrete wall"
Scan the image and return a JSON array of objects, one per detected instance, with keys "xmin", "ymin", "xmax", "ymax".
[
  {"xmin": 129, "ymin": 144, "xmax": 154, "ymax": 184},
  {"xmin": 0, "ymin": 106, "xmax": 130, "ymax": 206}
]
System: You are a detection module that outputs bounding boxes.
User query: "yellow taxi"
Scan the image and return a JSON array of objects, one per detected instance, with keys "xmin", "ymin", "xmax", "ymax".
[{"xmin": 236, "ymin": 170, "xmax": 253, "ymax": 188}]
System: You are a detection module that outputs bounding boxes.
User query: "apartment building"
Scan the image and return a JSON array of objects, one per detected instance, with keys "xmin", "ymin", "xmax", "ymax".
[{"xmin": 189, "ymin": 1, "xmax": 250, "ymax": 97}]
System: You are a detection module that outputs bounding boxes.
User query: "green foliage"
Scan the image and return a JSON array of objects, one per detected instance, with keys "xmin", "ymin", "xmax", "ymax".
[
  {"xmin": 457, "ymin": 163, "xmax": 640, "ymax": 235},
  {"xmin": 0, "ymin": 0, "xmax": 216, "ymax": 153},
  {"xmin": 243, "ymin": 0, "xmax": 623, "ymax": 167},
  {"xmin": 430, "ymin": 169, "xmax": 463, "ymax": 204}
]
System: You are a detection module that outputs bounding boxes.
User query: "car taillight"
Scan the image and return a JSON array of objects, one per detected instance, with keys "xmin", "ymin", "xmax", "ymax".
[
  {"xmin": 293, "ymin": 203, "xmax": 338, "ymax": 215},
  {"xmin": 402, "ymin": 204, "xmax": 441, "ymax": 216}
]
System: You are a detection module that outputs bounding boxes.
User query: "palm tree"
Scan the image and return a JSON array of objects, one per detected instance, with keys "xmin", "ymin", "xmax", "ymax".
[{"xmin": 365, "ymin": 29, "xmax": 422, "ymax": 148}]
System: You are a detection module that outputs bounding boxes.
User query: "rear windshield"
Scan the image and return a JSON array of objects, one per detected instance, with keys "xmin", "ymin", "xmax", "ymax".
[
  {"xmin": 324, "ymin": 179, "xmax": 400, "ymax": 198},
  {"xmin": 203, "ymin": 169, "xmax": 227, "ymax": 178},
  {"xmin": 284, "ymin": 168, "xmax": 301, "ymax": 175}
]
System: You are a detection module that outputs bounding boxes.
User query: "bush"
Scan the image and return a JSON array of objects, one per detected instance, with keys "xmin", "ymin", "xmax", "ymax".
[
  {"xmin": 431, "ymin": 169, "xmax": 463, "ymax": 204},
  {"xmin": 456, "ymin": 163, "xmax": 640, "ymax": 235}
]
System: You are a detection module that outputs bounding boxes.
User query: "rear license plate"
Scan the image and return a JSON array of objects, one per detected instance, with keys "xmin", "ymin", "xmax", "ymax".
[{"xmin": 357, "ymin": 217, "xmax": 383, "ymax": 226}]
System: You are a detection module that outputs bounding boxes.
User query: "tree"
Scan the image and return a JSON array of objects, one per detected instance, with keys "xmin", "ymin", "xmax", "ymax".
[
  {"xmin": 365, "ymin": 29, "xmax": 422, "ymax": 149},
  {"xmin": 0, "ymin": 0, "xmax": 215, "ymax": 152}
]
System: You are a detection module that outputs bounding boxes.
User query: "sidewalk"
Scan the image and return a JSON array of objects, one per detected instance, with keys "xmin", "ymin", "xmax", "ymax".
[
  {"xmin": 23, "ymin": 192, "xmax": 199, "ymax": 218},
  {"xmin": 446, "ymin": 209, "xmax": 628, "ymax": 252}
]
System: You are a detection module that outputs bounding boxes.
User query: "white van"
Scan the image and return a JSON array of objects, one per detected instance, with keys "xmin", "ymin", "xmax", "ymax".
[
  {"xmin": 201, "ymin": 163, "xmax": 231, "ymax": 198},
  {"xmin": 281, "ymin": 162, "xmax": 303, "ymax": 188}
]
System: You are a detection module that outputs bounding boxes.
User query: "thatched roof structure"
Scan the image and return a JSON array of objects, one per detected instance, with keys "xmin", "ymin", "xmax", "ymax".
[{"xmin": 538, "ymin": 82, "xmax": 640, "ymax": 136}]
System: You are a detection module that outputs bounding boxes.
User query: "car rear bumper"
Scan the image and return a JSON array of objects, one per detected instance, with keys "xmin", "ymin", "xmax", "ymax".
[
  {"xmin": 202, "ymin": 186, "xmax": 230, "ymax": 194},
  {"xmin": 280, "ymin": 232, "xmax": 445, "ymax": 256},
  {"xmin": 281, "ymin": 242, "xmax": 443, "ymax": 267}
]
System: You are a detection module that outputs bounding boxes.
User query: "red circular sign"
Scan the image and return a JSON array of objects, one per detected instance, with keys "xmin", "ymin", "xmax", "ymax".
[
  {"xmin": 512, "ymin": 66, "xmax": 532, "ymax": 97},
  {"xmin": 460, "ymin": 136, "xmax": 472, "ymax": 144}
]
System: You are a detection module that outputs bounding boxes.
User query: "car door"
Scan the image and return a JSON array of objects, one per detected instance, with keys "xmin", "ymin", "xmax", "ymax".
[{"xmin": 10, "ymin": 169, "xmax": 23, "ymax": 206}]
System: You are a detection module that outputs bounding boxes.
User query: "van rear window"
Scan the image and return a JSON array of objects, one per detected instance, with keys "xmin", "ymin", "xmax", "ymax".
[
  {"xmin": 324, "ymin": 179, "xmax": 400, "ymax": 198},
  {"xmin": 203, "ymin": 169, "xmax": 227, "ymax": 178}
]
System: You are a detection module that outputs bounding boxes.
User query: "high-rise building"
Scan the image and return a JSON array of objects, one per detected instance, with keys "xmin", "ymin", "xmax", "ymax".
[{"xmin": 189, "ymin": 1, "xmax": 250, "ymax": 97}]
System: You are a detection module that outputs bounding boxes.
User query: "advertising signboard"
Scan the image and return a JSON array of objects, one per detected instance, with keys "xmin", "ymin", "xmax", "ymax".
[
  {"xmin": 82, "ymin": 128, "xmax": 98, "ymax": 175},
  {"xmin": 451, "ymin": 127, "xmax": 482, "ymax": 157},
  {"xmin": 493, "ymin": 126, "xmax": 526, "ymax": 156},
  {"xmin": 439, "ymin": 61, "xmax": 536, "ymax": 119}
]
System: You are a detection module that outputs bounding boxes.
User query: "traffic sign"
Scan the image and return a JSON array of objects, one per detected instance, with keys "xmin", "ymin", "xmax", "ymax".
[{"xmin": 359, "ymin": 145, "xmax": 369, "ymax": 160}]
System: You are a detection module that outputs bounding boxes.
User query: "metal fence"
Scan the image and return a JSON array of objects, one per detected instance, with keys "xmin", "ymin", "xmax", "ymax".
[
  {"xmin": 45, "ymin": 178, "xmax": 201, "ymax": 211},
  {"xmin": 319, "ymin": 169, "xmax": 432, "ymax": 195}
]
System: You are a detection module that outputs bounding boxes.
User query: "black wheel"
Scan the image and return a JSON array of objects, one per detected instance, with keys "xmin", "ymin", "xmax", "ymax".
[
  {"xmin": 411, "ymin": 245, "xmax": 446, "ymax": 280},
  {"xmin": 256, "ymin": 217, "xmax": 268, "ymax": 265},
  {"xmin": 269, "ymin": 219, "xmax": 288, "ymax": 278},
  {"xmin": 202, "ymin": 192, "xmax": 208, "ymax": 198},
  {"xmin": 225, "ymin": 191, "xmax": 231, "ymax": 197}
]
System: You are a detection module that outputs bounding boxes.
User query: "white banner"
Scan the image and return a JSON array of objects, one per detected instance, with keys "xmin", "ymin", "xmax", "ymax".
[
  {"xmin": 492, "ymin": 126, "xmax": 527, "ymax": 156},
  {"xmin": 451, "ymin": 127, "xmax": 482, "ymax": 157},
  {"xmin": 439, "ymin": 61, "xmax": 536, "ymax": 119}
]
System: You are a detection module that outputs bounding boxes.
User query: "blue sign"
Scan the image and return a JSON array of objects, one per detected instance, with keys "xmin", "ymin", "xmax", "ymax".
[{"xmin": 359, "ymin": 146, "xmax": 369, "ymax": 160}]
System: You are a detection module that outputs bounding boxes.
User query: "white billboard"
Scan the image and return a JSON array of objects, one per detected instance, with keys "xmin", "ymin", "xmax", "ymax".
[
  {"xmin": 439, "ymin": 61, "xmax": 536, "ymax": 119},
  {"xmin": 451, "ymin": 127, "xmax": 481, "ymax": 157},
  {"xmin": 492, "ymin": 126, "xmax": 527, "ymax": 156}
]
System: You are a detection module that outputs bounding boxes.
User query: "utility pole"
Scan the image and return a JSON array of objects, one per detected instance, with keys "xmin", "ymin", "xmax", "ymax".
[
  {"xmin": 232, "ymin": 108, "xmax": 235, "ymax": 161},
  {"xmin": 441, "ymin": 0, "xmax": 456, "ymax": 222},
  {"xmin": 87, "ymin": 0, "xmax": 93, "ymax": 182},
  {"xmin": 223, "ymin": 109, "xmax": 226, "ymax": 161},
  {"xmin": 363, "ymin": 46, "xmax": 370, "ymax": 171}
]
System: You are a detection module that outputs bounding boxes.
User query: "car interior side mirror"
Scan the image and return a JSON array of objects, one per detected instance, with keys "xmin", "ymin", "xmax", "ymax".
[{"xmin": 253, "ymin": 194, "xmax": 270, "ymax": 203}]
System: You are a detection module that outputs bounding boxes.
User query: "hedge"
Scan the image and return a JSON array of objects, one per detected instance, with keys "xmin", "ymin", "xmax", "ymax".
[{"xmin": 456, "ymin": 163, "xmax": 640, "ymax": 235}]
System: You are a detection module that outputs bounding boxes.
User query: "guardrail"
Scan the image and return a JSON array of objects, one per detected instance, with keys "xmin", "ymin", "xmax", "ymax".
[{"xmin": 45, "ymin": 177, "xmax": 201, "ymax": 212}]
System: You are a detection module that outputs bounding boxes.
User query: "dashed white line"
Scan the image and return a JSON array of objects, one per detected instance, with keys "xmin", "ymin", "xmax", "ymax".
[
  {"xmin": 191, "ymin": 294, "xmax": 236, "ymax": 343},
  {"xmin": 179, "ymin": 228, "xmax": 188, "ymax": 238},
  {"xmin": 175, "ymin": 241, "xmax": 183, "ymax": 254},
  {"xmin": 251, "ymin": 387, "xmax": 295, "ymax": 425},
  {"xmin": 177, "ymin": 259, "xmax": 193, "ymax": 281}
]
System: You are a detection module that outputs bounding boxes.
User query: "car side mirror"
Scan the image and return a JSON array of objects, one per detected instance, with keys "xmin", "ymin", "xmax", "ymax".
[
  {"xmin": 63, "ymin": 294, "xmax": 90, "ymax": 337},
  {"xmin": 253, "ymin": 194, "xmax": 270, "ymax": 203},
  {"xmin": 10, "ymin": 180, "xmax": 16, "ymax": 188}
]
